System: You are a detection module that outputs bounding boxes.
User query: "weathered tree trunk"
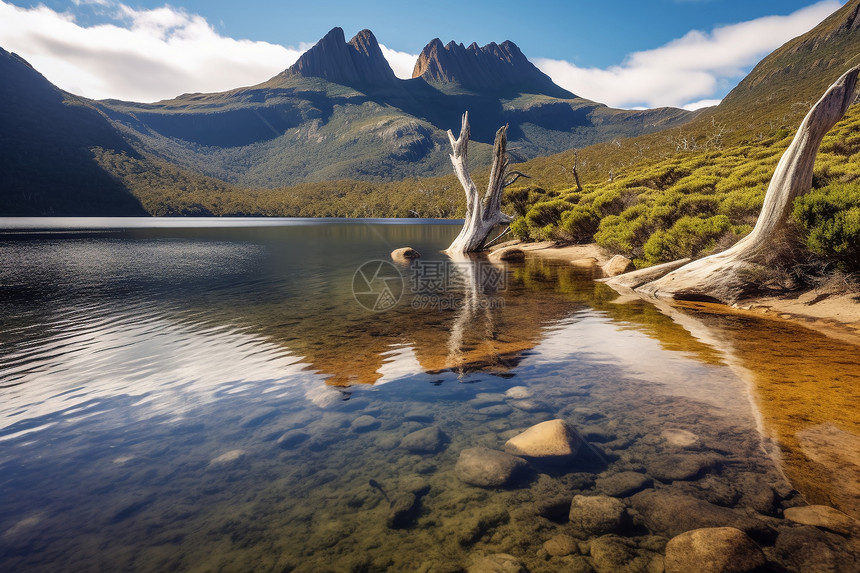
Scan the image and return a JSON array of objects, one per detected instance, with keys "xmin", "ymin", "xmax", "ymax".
[
  {"xmin": 445, "ymin": 112, "xmax": 525, "ymax": 254},
  {"xmin": 631, "ymin": 65, "xmax": 860, "ymax": 303}
]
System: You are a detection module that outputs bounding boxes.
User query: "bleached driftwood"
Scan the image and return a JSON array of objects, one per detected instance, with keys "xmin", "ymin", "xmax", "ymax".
[
  {"xmin": 445, "ymin": 112, "xmax": 525, "ymax": 254},
  {"xmin": 630, "ymin": 65, "xmax": 860, "ymax": 303}
]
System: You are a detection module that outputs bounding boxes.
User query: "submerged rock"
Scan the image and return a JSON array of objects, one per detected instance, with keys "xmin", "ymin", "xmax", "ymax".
[
  {"xmin": 664, "ymin": 527, "xmax": 765, "ymax": 573},
  {"xmin": 784, "ymin": 504, "xmax": 860, "ymax": 535},
  {"xmin": 350, "ymin": 415, "xmax": 380, "ymax": 433},
  {"xmin": 647, "ymin": 453, "xmax": 721, "ymax": 482},
  {"xmin": 569, "ymin": 494, "xmax": 628, "ymax": 535},
  {"xmin": 455, "ymin": 447, "xmax": 529, "ymax": 488},
  {"xmin": 661, "ymin": 428, "xmax": 700, "ymax": 449},
  {"xmin": 630, "ymin": 490, "xmax": 771, "ymax": 540},
  {"xmin": 504, "ymin": 386, "xmax": 532, "ymax": 399},
  {"xmin": 596, "ymin": 471, "xmax": 653, "ymax": 498},
  {"xmin": 797, "ymin": 422, "xmax": 860, "ymax": 516},
  {"xmin": 277, "ymin": 430, "xmax": 310, "ymax": 449},
  {"xmin": 543, "ymin": 533, "xmax": 580, "ymax": 557},
  {"xmin": 737, "ymin": 473, "xmax": 777, "ymax": 515},
  {"xmin": 589, "ymin": 535, "xmax": 662, "ymax": 573},
  {"xmin": 467, "ymin": 553, "xmax": 525, "ymax": 573},
  {"xmin": 470, "ymin": 393, "xmax": 507, "ymax": 407},
  {"xmin": 458, "ymin": 509, "xmax": 510, "ymax": 547},
  {"xmin": 400, "ymin": 426, "xmax": 445, "ymax": 453},
  {"xmin": 509, "ymin": 400, "xmax": 547, "ymax": 413},
  {"xmin": 387, "ymin": 492, "xmax": 419, "ymax": 529},
  {"xmin": 774, "ymin": 525, "xmax": 860, "ymax": 572},
  {"xmin": 504, "ymin": 419, "xmax": 583, "ymax": 463},
  {"xmin": 476, "ymin": 404, "xmax": 513, "ymax": 417},
  {"xmin": 208, "ymin": 449, "xmax": 245, "ymax": 466}
]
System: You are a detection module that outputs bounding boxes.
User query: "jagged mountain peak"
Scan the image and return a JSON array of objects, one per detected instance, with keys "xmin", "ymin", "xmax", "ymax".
[
  {"xmin": 287, "ymin": 27, "xmax": 397, "ymax": 87},
  {"xmin": 411, "ymin": 37, "xmax": 571, "ymax": 96}
]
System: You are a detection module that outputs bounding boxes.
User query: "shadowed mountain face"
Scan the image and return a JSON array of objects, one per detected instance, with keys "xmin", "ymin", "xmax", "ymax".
[{"xmin": 0, "ymin": 48, "xmax": 146, "ymax": 216}]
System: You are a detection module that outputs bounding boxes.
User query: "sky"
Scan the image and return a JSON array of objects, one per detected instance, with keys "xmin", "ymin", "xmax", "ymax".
[{"xmin": 0, "ymin": 0, "xmax": 847, "ymax": 109}]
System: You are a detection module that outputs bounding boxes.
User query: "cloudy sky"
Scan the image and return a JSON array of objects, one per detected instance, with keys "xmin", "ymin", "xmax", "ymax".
[{"xmin": 0, "ymin": 0, "xmax": 845, "ymax": 109}]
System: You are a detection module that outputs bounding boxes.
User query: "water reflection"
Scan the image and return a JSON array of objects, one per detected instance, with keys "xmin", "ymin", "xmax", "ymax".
[
  {"xmin": 1, "ymin": 219, "xmax": 859, "ymax": 571},
  {"xmin": 630, "ymin": 300, "xmax": 860, "ymax": 518}
]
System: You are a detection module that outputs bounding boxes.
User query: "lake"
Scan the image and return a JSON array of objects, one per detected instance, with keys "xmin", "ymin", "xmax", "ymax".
[{"xmin": 1, "ymin": 218, "xmax": 859, "ymax": 572}]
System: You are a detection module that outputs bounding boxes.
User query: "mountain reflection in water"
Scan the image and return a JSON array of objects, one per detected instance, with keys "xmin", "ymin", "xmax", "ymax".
[{"xmin": 1, "ymin": 218, "xmax": 858, "ymax": 571}]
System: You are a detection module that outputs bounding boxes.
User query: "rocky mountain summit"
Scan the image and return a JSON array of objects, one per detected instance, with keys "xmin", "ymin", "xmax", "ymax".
[
  {"xmin": 412, "ymin": 38, "xmax": 569, "ymax": 95},
  {"xmin": 288, "ymin": 27, "xmax": 398, "ymax": 86}
]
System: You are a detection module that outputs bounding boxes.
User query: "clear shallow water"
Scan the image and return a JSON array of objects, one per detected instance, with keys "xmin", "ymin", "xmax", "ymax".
[{"xmin": 1, "ymin": 218, "xmax": 858, "ymax": 572}]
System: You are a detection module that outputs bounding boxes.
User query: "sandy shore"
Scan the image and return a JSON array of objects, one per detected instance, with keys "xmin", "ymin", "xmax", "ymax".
[{"xmin": 501, "ymin": 241, "xmax": 860, "ymax": 347}]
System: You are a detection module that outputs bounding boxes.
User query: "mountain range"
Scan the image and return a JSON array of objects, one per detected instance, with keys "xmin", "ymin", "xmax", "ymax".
[
  {"xmin": 2, "ymin": 0, "xmax": 859, "ymax": 217},
  {"xmin": 0, "ymin": 26, "xmax": 693, "ymax": 215}
]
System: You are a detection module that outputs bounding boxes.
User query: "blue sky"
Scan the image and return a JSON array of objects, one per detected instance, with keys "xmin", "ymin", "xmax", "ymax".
[{"xmin": 0, "ymin": 0, "xmax": 847, "ymax": 108}]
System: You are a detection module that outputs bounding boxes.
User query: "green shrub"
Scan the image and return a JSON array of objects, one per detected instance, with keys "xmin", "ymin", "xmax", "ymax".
[
  {"xmin": 642, "ymin": 215, "xmax": 732, "ymax": 264},
  {"xmin": 595, "ymin": 214, "xmax": 651, "ymax": 257},
  {"xmin": 559, "ymin": 205, "xmax": 600, "ymax": 243},
  {"xmin": 792, "ymin": 183, "xmax": 860, "ymax": 269},
  {"xmin": 510, "ymin": 216, "xmax": 531, "ymax": 240},
  {"xmin": 524, "ymin": 198, "xmax": 575, "ymax": 229}
]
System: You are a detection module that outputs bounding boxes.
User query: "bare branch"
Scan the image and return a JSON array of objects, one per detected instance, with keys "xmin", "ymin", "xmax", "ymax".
[{"xmin": 503, "ymin": 170, "xmax": 531, "ymax": 188}]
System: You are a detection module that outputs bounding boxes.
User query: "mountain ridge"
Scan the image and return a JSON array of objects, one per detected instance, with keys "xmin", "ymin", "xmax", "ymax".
[
  {"xmin": 287, "ymin": 27, "xmax": 398, "ymax": 87},
  {"xmin": 80, "ymin": 26, "xmax": 694, "ymax": 193},
  {"xmin": 411, "ymin": 38, "xmax": 570, "ymax": 97},
  {"xmin": 8, "ymin": 2, "xmax": 856, "ymax": 217}
]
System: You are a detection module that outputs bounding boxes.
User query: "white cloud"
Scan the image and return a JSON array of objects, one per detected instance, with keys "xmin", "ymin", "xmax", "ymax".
[
  {"xmin": 0, "ymin": 1, "xmax": 302, "ymax": 102},
  {"xmin": 0, "ymin": 0, "xmax": 843, "ymax": 109},
  {"xmin": 534, "ymin": 1, "xmax": 842, "ymax": 109},
  {"xmin": 683, "ymin": 99, "xmax": 722, "ymax": 111},
  {"xmin": 379, "ymin": 44, "xmax": 418, "ymax": 79}
]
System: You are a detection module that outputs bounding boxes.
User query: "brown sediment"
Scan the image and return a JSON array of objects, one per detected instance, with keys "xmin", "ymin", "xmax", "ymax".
[{"xmin": 663, "ymin": 300, "xmax": 860, "ymax": 518}]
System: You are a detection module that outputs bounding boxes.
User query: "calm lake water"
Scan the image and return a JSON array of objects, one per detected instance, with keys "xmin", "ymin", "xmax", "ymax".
[{"xmin": 1, "ymin": 218, "xmax": 858, "ymax": 572}]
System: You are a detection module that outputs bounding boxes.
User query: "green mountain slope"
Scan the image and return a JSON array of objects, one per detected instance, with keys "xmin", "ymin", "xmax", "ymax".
[
  {"xmin": 0, "ymin": 48, "xmax": 146, "ymax": 216},
  {"xmin": 506, "ymin": 0, "xmax": 860, "ymax": 274},
  {"xmin": 93, "ymin": 29, "xmax": 694, "ymax": 190}
]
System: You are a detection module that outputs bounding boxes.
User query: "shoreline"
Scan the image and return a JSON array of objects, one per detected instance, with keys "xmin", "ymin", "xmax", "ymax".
[{"xmin": 505, "ymin": 241, "xmax": 860, "ymax": 348}]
